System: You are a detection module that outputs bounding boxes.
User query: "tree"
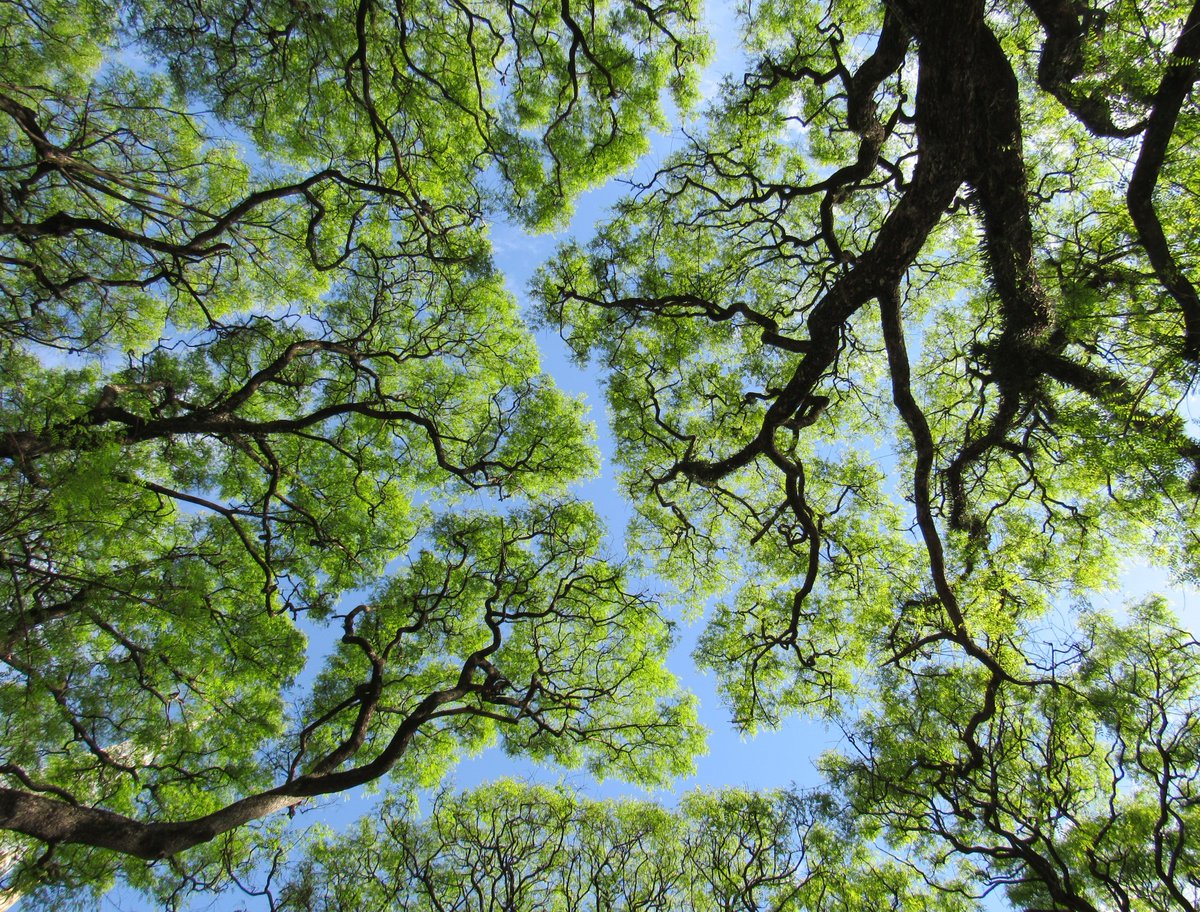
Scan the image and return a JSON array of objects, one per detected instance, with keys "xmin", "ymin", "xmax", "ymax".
[
  {"xmin": 274, "ymin": 781, "xmax": 967, "ymax": 912},
  {"xmin": 535, "ymin": 0, "xmax": 1200, "ymax": 908},
  {"xmin": 826, "ymin": 598, "xmax": 1200, "ymax": 911},
  {"xmin": 0, "ymin": 0, "xmax": 706, "ymax": 902}
]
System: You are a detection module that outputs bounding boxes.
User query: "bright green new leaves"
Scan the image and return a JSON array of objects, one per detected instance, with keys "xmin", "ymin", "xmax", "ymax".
[
  {"xmin": 278, "ymin": 781, "xmax": 972, "ymax": 912},
  {"xmin": 135, "ymin": 0, "xmax": 709, "ymax": 229},
  {"xmin": 10, "ymin": 0, "xmax": 1200, "ymax": 905},
  {"xmin": 827, "ymin": 599, "xmax": 1200, "ymax": 910},
  {"xmin": 535, "ymin": 0, "xmax": 1200, "ymax": 908},
  {"xmin": 0, "ymin": 0, "xmax": 707, "ymax": 901},
  {"xmin": 294, "ymin": 502, "xmax": 701, "ymax": 793},
  {"xmin": 536, "ymin": 0, "xmax": 1200, "ymax": 723}
]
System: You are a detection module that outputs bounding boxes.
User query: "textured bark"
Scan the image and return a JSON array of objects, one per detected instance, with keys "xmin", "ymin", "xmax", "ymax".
[
  {"xmin": 1127, "ymin": 0, "xmax": 1200, "ymax": 360},
  {"xmin": 681, "ymin": 0, "xmax": 1051, "ymax": 492},
  {"xmin": 0, "ymin": 683, "xmax": 469, "ymax": 858}
]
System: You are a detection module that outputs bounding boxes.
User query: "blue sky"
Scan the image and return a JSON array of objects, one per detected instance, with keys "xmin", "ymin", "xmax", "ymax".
[{"xmin": 299, "ymin": 0, "xmax": 841, "ymax": 830}]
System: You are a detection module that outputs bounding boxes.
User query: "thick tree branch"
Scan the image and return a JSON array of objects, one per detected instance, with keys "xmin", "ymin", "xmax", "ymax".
[{"xmin": 1126, "ymin": 0, "xmax": 1200, "ymax": 360}]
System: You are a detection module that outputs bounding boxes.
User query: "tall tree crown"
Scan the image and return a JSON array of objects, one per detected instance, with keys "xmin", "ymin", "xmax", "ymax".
[
  {"xmin": 4, "ymin": 0, "xmax": 1200, "ymax": 908},
  {"xmin": 0, "ymin": 0, "xmax": 706, "ymax": 902}
]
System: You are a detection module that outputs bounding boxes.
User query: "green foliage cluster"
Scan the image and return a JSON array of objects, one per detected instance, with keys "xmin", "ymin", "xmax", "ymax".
[
  {"xmin": 4, "ymin": 0, "xmax": 1200, "ymax": 909},
  {"xmin": 0, "ymin": 0, "xmax": 706, "ymax": 903},
  {"xmin": 531, "ymin": 0, "xmax": 1200, "ymax": 908},
  {"xmin": 278, "ymin": 781, "xmax": 968, "ymax": 912}
]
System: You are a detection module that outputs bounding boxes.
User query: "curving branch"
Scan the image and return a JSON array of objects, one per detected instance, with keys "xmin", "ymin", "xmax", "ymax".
[
  {"xmin": 1126, "ymin": 0, "xmax": 1200, "ymax": 361},
  {"xmin": 1022, "ymin": 0, "xmax": 1148, "ymax": 137}
]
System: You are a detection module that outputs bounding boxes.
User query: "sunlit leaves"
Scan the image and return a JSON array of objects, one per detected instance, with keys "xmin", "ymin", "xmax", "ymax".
[
  {"xmin": 279, "ymin": 781, "xmax": 972, "ymax": 912},
  {"xmin": 0, "ymin": 0, "xmax": 707, "ymax": 900},
  {"xmin": 531, "ymin": 0, "xmax": 1200, "ymax": 908},
  {"xmin": 826, "ymin": 599, "xmax": 1200, "ymax": 910}
]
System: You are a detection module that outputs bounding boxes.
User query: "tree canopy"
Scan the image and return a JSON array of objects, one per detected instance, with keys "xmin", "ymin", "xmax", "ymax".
[
  {"xmin": 3, "ymin": 0, "xmax": 1200, "ymax": 909},
  {"xmin": 0, "ymin": 0, "xmax": 706, "ymax": 902}
]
